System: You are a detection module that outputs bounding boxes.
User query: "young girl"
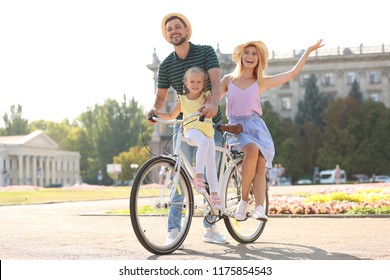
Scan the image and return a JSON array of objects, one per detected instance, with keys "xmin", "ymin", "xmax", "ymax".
[
  {"xmin": 221, "ymin": 39, "xmax": 324, "ymax": 221},
  {"xmin": 156, "ymin": 66, "xmax": 223, "ymax": 210}
]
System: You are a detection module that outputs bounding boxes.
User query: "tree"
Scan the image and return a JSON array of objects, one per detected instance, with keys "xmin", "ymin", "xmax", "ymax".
[
  {"xmin": 316, "ymin": 96, "xmax": 390, "ymax": 177},
  {"xmin": 78, "ymin": 96, "xmax": 152, "ymax": 184},
  {"xmin": 2, "ymin": 105, "xmax": 28, "ymax": 136},
  {"xmin": 346, "ymin": 101, "xmax": 390, "ymax": 175},
  {"xmin": 261, "ymin": 101, "xmax": 282, "ymax": 152},
  {"xmin": 113, "ymin": 146, "xmax": 150, "ymax": 182},
  {"xmin": 316, "ymin": 98, "xmax": 360, "ymax": 172},
  {"xmin": 348, "ymin": 79, "xmax": 364, "ymax": 103},
  {"xmin": 277, "ymin": 119, "xmax": 305, "ymax": 182},
  {"xmin": 28, "ymin": 119, "xmax": 80, "ymax": 150},
  {"xmin": 301, "ymin": 121, "xmax": 323, "ymax": 175},
  {"xmin": 295, "ymin": 74, "xmax": 327, "ymax": 129}
]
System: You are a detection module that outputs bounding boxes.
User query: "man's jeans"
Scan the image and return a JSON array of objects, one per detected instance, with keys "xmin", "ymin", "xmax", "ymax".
[{"xmin": 167, "ymin": 120, "xmax": 222, "ymax": 231}]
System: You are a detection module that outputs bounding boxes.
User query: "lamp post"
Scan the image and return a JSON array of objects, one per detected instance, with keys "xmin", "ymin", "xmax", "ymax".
[{"xmin": 130, "ymin": 163, "xmax": 139, "ymax": 184}]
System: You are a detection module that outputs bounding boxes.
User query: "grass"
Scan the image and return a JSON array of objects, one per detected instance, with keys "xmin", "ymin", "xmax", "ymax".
[
  {"xmin": 2, "ymin": 185, "xmax": 390, "ymax": 216},
  {"xmin": 0, "ymin": 186, "xmax": 130, "ymax": 205},
  {"xmin": 347, "ymin": 206, "xmax": 390, "ymax": 215}
]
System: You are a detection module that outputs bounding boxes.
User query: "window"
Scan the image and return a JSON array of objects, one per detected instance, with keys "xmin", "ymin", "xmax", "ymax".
[
  {"xmin": 347, "ymin": 72, "xmax": 357, "ymax": 85},
  {"xmin": 300, "ymin": 74, "xmax": 311, "ymax": 87},
  {"xmin": 369, "ymin": 93, "xmax": 380, "ymax": 102},
  {"xmin": 281, "ymin": 96, "xmax": 292, "ymax": 110},
  {"xmin": 324, "ymin": 73, "xmax": 334, "ymax": 86},
  {"xmin": 369, "ymin": 71, "xmax": 381, "ymax": 84}
]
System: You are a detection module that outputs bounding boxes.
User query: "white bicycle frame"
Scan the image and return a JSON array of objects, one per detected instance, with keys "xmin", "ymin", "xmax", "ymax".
[{"xmin": 151, "ymin": 112, "xmax": 242, "ymax": 215}]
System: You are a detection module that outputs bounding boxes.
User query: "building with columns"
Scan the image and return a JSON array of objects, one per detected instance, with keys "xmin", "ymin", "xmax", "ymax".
[
  {"xmin": 0, "ymin": 130, "xmax": 80, "ymax": 187},
  {"xmin": 146, "ymin": 43, "xmax": 390, "ymax": 156}
]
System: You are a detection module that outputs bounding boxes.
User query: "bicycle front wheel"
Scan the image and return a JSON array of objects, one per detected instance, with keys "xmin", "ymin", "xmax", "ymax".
[
  {"xmin": 130, "ymin": 156, "xmax": 193, "ymax": 254},
  {"xmin": 223, "ymin": 157, "xmax": 268, "ymax": 243}
]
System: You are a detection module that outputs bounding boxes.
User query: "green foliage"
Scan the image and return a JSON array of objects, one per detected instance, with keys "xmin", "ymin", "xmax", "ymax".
[
  {"xmin": 295, "ymin": 74, "xmax": 327, "ymax": 129},
  {"xmin": 301, "ymin": 121, "xmax": 323, "ymax": 173},
  {"xmin": 2, "ymin": 104, "xmax": 29, "ymax": 136},
  {"xmin": 113, "ymin": 146, "xmax": 150, "ymax": 181},
  {"xmin": 262, "ymin": 101, "xmax": 282, "ymax": 152},
  {"xmin": 28, "ymin": 119, "xmax": 81, "ymax": 150},
  {"xmin": 77, "ymin": 96, "xmax": 152, "ymax": 184},
  {"xmin": 348, "ymin": 79, "xmax": 364, "ymax": 103},
  {"xmin": 347, "ymin": 206, "xmax": 390, "ymax": 215},
  {"xmin": 318, "ymin": 99, "xmax": 390, "ymax": 175}
]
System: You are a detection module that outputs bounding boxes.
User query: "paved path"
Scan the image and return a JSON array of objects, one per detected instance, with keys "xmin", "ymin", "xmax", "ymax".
[{"xmin": 1, "ymin": 192, "xmax": 390, "ymax": 260}]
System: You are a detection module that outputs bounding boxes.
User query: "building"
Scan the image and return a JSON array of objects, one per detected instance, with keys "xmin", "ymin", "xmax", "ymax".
[
  {"xmin": 0, "ymin": 130, "xmax": 80, "ymax": 187},
  {"xmin": 147, "ymin": 44, "xmax": 390, "ymax": 155}
]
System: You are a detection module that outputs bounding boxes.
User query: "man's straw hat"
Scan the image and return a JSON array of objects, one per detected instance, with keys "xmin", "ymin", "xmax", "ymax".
[
  {"xmin": 161, "ymin": 13, "xmax": 192, "ymax": 42},
  {"xmin": 232, "ymin": 40, "xmax": 269, "ymax": 70}
]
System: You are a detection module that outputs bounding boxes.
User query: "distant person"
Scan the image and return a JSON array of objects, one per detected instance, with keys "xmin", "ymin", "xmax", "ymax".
[
  {"xmin": 313, "ymin": 166, "xmax": 320, "ymax": 184},
  {"xmin": 272, "ymin": 164, "xmax": 279, "ymax": 186},
  {"xmin": 335, "ymin": 164, "xmax": 341, "ymax": 184},
  {"xmin": 277, "ymin": 163, "xmax": 285, "ymax": 185}
]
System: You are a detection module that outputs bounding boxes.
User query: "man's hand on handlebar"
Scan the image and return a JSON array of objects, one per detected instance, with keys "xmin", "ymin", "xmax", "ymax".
[
  {"xmin": 146, "ymin": 108, "xmax": 158, "ymax": 124},
  {"xmin": 199, "ymin": 103, "xmax": 217, "ymax": 119}
]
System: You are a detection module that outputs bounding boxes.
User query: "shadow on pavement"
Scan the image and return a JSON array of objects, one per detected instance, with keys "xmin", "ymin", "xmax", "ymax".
[{"xmin": 147, "ymin": 242, "xmax": 364, "ymax": 260}]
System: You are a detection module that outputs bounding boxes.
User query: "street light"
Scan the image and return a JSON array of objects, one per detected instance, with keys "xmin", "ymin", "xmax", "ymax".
[{"xmin": 130, "ymin": 164, "xmax": 139, "ymax": 183}]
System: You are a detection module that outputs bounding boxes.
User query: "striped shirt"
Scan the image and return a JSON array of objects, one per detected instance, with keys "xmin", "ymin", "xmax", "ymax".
[{"xmin": 157, "ymin": 42, "xmax": 222, "ymax": 123}]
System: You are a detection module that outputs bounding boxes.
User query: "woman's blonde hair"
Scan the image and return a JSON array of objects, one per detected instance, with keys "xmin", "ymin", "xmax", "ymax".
[{"xmin": 231, "ymin": 41, "xmax": 269, "ymax": 86}]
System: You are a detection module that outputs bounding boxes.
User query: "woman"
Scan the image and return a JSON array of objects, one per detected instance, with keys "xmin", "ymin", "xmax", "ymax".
[{"xmin": 221, "ymin": 39, "xmax": 324, "ymax": 221}]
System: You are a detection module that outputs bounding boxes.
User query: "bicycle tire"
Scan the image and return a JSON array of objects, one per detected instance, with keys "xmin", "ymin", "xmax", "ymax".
[
  {"xmin": 130, "ymin": 156, "xmax": 193, "ymax": 254},
  {"xmin": 222, "ymin": 157, "xmax": 269, "ymax": 243}
]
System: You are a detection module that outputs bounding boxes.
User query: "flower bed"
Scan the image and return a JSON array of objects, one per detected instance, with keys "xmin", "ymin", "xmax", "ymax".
[{"xmin": 269, "ymin": 185, "xmax": 390, "ymax": 215}]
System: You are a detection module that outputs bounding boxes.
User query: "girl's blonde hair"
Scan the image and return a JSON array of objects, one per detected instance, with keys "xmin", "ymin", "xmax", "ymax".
[{"xmin": 183, "ymin": 66, "xmax": 208, "ymax": 93}]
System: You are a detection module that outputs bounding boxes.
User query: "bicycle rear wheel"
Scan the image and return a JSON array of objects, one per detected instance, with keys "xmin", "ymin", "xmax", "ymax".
[
  {"xmin": 130, "ymin": 156, "xmax": 193, "ymax": 254},
  {"xmin": 223, "ymin": 157, "xmax": 268, "ymax": 243}
]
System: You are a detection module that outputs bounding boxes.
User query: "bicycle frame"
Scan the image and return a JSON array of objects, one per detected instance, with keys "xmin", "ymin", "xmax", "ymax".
[{"xmin": 151, "ymin": 112, "xmax": 242, "ymax": 216}]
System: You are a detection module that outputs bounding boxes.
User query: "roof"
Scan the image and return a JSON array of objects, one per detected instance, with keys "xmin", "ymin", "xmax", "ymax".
[{"xmin": 0, "ymin": 130, "xmax": 59, "ymax": 148}]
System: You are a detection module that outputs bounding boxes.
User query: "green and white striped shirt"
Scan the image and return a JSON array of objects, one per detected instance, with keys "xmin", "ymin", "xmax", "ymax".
[{"xmin": 157, "ymin": 42, "xmax": 222, "ymax": 123}]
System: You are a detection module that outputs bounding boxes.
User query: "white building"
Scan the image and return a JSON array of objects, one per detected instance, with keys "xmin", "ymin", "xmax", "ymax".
[{"xmin": 0, "ymin": 130, "xmax": 80, "ymax": 187}]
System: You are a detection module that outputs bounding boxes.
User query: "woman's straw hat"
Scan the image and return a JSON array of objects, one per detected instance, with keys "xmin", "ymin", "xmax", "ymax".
[
  {"xmin": 161, "ymin": 13, "xmax": 192, "ymax": 42},
  {"xmin": 232, "ymin": 41, "xmax": 269, "ymax": 70}
]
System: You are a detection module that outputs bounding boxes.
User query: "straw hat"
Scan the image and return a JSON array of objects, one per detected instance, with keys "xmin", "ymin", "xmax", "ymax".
[
  {"xmin": 161, "ymin": 13, "xmax": 192, "ymax": 42},
  {"xmin": 232, "ymin": 41, "xmax": 269, "ymax": 70}
]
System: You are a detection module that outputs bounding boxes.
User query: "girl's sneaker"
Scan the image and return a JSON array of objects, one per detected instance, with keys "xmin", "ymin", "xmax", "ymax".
[
  {"xmin": 233, "ymin": 200, "xmax": 248, "ymax": 221},
  {"xmin": 194, "ymin": 178, "xmax": 206, "ymax": 194},
  {"xmin": 252, "ymin": 205, "xmax": 268, "ymax": 221},
  {"xmin": 210, "ymin": 193, "xmax": 223, "ymax": 210}
]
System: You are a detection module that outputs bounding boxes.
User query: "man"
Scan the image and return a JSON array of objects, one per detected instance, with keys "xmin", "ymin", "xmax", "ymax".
[{"xmin": 146, "ymin": 13, "xmax": 227, "ymax": 245}]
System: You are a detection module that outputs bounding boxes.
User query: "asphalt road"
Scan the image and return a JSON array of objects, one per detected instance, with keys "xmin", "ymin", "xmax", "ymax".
[{"xmin": 1, "ymin": 192, "xmax": 390, "ymax": 260}]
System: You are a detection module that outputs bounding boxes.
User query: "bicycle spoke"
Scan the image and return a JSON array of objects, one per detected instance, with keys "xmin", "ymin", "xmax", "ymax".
[
  {"xmin": 223, "ymin": 157, "xmax": 268, "ymax": 243},
  {"xmin": 130, "ymin": 157, "xmax": 193, "ymax": 254}
]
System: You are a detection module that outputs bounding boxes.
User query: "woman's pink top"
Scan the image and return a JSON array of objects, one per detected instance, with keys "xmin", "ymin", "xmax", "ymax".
[{"xmin": 226, "ymin": 82, "xmax": 263, "ymax": 118}]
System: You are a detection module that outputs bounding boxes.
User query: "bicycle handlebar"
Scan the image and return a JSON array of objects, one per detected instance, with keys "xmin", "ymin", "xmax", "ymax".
[{"xmin": 149, "ymin": 111, "xmax": 205, "ymax": 125}]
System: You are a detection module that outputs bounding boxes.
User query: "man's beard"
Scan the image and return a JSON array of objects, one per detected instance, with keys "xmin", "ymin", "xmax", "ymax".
[{"xmin": 171, "ymin": 36, "xmax": 186, "ymax": 46}]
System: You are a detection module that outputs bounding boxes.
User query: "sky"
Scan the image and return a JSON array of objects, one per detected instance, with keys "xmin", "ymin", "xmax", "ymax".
[{"xmin": 0, "ymin": 0, "xmax": 388, "ymax": 126}]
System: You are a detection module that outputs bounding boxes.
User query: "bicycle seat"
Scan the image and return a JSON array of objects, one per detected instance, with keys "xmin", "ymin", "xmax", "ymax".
[{"xmin": 216, "ymin": 124, "xmax": 243, "ymax": 135}]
